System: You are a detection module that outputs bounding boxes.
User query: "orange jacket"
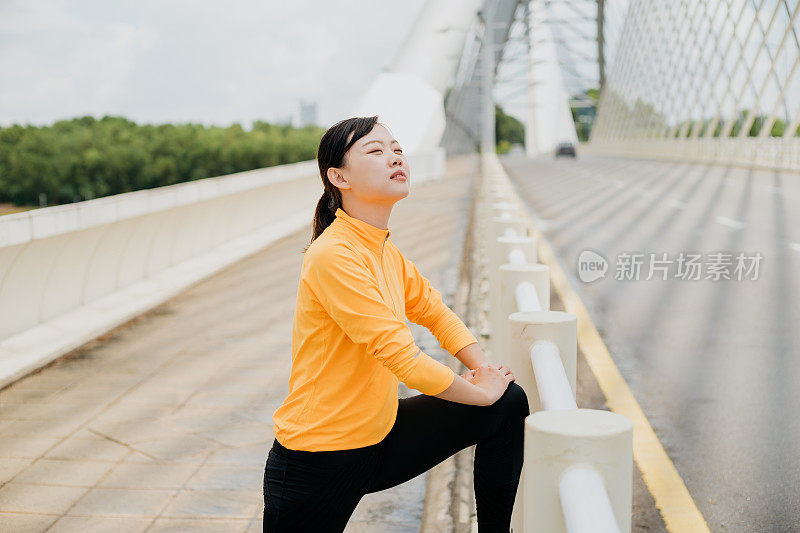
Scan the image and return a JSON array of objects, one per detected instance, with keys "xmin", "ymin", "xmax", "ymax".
[{"xmin": 272, "ymin": 207, "xmax": 479, "ymax": 451}]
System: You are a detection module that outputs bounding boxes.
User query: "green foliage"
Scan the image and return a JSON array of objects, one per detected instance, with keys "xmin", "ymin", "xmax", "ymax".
[
  {"xmin": 569, "ymin": 88, "xmax": 598, "ymax": 142},
  {"xmin": 703, "ymin": 109, "xmax": 788, "ymax": 138},
  {"xmin": 495, "ymin": 105, "xmax": 525, "ymax": 148},
  {"xmin": 0, "ymin": 115, "xmax": 325, "ymax": 207}
]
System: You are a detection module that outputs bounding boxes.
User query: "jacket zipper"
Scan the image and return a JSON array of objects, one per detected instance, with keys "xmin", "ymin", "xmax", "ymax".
[{"xmin": 379, "ymin": 233, "xmax": 399, "ymax": 318}]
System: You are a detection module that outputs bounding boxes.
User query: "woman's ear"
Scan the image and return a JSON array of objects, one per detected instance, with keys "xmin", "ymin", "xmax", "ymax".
[{"xmin": 327, "ymin": 168, "xmax": 350, "ymax": 190}]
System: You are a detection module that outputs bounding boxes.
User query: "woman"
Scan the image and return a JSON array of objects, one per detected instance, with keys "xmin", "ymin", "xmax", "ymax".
[{"xmin": 263, "ymin": 116, "xmax": 530, "ymax": 532}]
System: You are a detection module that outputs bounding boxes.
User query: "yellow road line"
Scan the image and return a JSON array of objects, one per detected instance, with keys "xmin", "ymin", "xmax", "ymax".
[{"xmin": 524, "ymin": 217, "xmax": 710, "ymax": 533}]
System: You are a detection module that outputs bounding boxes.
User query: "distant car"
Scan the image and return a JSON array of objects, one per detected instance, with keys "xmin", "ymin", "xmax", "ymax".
[
  {"xmin": 507, "ymin": 143, "xmax": 525, "ymax": 156},
  {"xmin": 554, "ymin": 142, "xmax": 577, "ymax": 158}
]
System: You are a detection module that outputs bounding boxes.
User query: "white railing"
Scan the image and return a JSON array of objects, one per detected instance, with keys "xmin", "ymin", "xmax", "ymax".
[
  {"xmin": 480, "ymin": 152, "xmax": 633, "ymax": 533},
  {"xmin": 529, "ymin": 341, "xmax": 575, "ymax": 411},
  {"xmin": 514, "ymin": 281, "xmax": 540, "ymax": 313},
  {"xmin": 560, "ymin": 466, "xmax": 621, "ymax": 533}
]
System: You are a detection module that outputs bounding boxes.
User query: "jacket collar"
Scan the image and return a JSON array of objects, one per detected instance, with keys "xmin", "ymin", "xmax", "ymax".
[{"xmin": 332, "ymin": 207, "xmax": 390, "ymax": 254}]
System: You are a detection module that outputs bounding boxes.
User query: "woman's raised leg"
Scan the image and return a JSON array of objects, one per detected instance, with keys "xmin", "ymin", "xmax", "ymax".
[{"xmin": 365, "ymin": 381, "xmax": 530, "ymax": 532}]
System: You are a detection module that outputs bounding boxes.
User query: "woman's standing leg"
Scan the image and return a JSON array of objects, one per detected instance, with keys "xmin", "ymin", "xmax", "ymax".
[
  {"xmin": 365, "ymin": 381, "xmax": 530, "ymax": 532},
  {"xmin": 262, "ymin": 440, "xmax": 380, "ymax": 532}
]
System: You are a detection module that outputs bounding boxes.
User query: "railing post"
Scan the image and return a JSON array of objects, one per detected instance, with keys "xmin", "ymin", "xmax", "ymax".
[
  {"xmin": 490, "ymin": 215, "xmax": 528, "ymax": 241},
  {"xmin": 525, "ymin": 409, "xmax": 633, "ymax": 532},
  {"xmin": 508, "ymin": 310, "xmax": 577, "ymax": 413},
  {"xmin": 496, "ymin": 234, "xmax": 538, "ymax": 264},
  {"xmin": 488, "ymin": 215, "xmax": 530, "ymax": 356},
  {"xmin": 507, "ymin": 309, "xmax": 577, "ymax": 532},
  {"xmin": 495, "ymin": 264, "xmax": 549, "ymax": 360}
]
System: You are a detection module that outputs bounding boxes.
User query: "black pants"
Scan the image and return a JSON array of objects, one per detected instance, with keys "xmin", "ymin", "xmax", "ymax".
[{"xmin": 263, "ymin": 381, "xmax": 529, "ymax": 533}]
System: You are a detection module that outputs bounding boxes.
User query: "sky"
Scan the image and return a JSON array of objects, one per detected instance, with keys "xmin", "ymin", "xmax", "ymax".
[{"xmin": 0, "ymin": 0, "xmax": 429, "ymax": 129}]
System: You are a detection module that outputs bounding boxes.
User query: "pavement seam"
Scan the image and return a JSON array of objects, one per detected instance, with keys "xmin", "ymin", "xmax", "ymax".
[{"xmin": 85, "ymin": 428, "xmax": 160, "ymax": 462}]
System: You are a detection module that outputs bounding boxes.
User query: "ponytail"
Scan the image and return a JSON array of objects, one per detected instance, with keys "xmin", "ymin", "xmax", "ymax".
[{"xmin": 305, "ymin": 187, "xmax": 341, "ymax": 252}]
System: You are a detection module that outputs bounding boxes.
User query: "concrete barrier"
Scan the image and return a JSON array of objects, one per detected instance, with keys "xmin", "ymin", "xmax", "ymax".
[
  {"xmin": 479, "ymin": 152, "xmax": 633, "ymax": 533},
  {"xmin": 0, "ymin": 151, "xmax": 444, "ymax": 389},
  {"xmin": 585, "ymin": 137, "xmax": 800, "ymax": 173},
  {"xmin": 527, "ymin": 409, "xmax": 632, "ymax": 533}
]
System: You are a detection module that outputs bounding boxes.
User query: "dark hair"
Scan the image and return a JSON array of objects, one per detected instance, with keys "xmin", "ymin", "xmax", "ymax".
[{"xmin": 304, "ymin": 115, "xmax": 380, "ymax": 252}]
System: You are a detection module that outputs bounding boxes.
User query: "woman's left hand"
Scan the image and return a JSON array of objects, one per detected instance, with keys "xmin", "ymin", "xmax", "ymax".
[{"xmin": 461, "ymin": 362, "xmax": 514, "ymax": 383}]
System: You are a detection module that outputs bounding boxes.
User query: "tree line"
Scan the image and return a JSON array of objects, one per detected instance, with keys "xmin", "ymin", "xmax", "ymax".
[
  {"xmin": 0, "ymin": 116, "xmax": 325, "ymax": 207},
  {"xmin": 495, "ymin": 105, "xmax": 525, "ymax": 154}
]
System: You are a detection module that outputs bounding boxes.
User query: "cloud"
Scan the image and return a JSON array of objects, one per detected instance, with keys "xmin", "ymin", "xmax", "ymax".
[
  {"xmin": 0, "ymin": 1, "xmax": 158, "ymax": 125},
  {"xmin": 0, "ymin": 0, "xmax": 427, "ymax": 127},
  {"xmin": 0, "ymin": 0, "xmax": 81, "ymax": 34}
]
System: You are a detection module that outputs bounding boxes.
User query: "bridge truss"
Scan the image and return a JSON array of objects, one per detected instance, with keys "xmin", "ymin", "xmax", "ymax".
[{"xmin": 589, "ymin": 0, "xmax": 800, "ymax": 171}]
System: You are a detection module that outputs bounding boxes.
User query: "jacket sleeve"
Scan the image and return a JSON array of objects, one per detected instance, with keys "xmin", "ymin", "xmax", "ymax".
[
  {"xmin": 308, "ymin": 244, "xmax": 455, "ymax": 396},
  {"xmin": 401, "ymin": 255, "xmax": 479, "ymax": 357}
]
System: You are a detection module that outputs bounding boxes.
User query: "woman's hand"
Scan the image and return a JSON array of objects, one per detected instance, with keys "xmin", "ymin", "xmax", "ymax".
[
  {"xmin": 461, "ymin": 362, "xmax": 514, "ymax": 382},
  {"xmin": 435, "ymin": 362, "xmax": 516, "ymax": 406},
  {"xmin": 463, "ymin": 362, "xmax": 515, "ymax": 405}
]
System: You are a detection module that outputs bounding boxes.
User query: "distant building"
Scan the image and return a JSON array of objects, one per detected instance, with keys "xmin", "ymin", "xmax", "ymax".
[{"xmin": 298, "ymin": 100, "xmax": 318, "ymax": 127}]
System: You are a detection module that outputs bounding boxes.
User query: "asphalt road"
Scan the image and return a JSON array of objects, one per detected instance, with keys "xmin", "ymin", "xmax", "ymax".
[{"xmin": 501, "ymin": 154, "xmax": 800, "ymax": 533}]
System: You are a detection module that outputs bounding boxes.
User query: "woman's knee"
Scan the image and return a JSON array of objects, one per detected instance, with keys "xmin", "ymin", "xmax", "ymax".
[
  {"xmin": 497, "ymin": 381, "xmax": 530, "ymax": 418},
  {"xmin": 492, "ymin": 381, "xmax": 530, "ymax": 418}
]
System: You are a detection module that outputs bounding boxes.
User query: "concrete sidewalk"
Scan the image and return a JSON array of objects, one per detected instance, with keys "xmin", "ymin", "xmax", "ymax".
[{"xmin": 0, "ymin": 155, "xmax": 479, "ymax": 532}]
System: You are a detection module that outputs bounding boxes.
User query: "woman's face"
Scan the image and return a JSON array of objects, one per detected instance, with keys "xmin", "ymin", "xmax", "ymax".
[{"xmin": 330, "ymin": 124, "xmax": 410, "ymax": 205}]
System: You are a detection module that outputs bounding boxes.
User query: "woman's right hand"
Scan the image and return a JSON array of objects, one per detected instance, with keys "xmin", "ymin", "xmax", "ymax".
[{"xmin": 468, "ymin": 362, "xmax": 515, "ymax": 405}]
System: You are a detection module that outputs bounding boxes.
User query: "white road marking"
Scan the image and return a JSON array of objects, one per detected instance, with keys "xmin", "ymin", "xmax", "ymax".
[
  {"xmin": 669, "ymin": 199, "xmax": 688, "ymax": 210},
  {"xmin": 790, "ymin": 242, "xmax": 800, "ymax": 253},
  {"xmin": 715, "ymin": 216, "xmax": 745, "ymax": 229},
  {"xmin": 762, "ymin": 185, "xmax": 782, "ymax": 194}
]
